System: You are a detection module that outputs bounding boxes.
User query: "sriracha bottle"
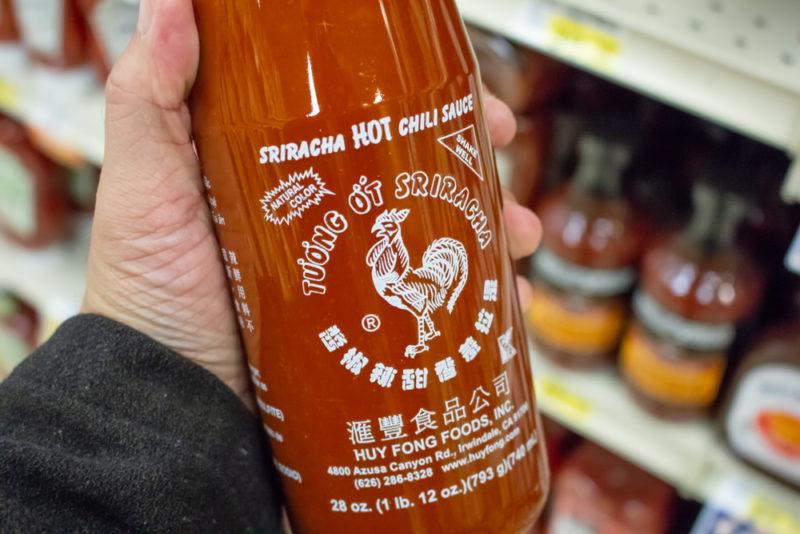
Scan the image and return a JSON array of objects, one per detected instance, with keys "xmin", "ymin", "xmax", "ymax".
[{"xmin": 190, "ymin": 1, "xmax": 549, "ymax": 533}]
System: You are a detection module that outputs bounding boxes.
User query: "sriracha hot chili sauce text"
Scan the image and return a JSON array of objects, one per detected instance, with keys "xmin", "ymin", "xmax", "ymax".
[{"xmin": 190, "ymin": 1, "xmax": 548, "ymax": 532}]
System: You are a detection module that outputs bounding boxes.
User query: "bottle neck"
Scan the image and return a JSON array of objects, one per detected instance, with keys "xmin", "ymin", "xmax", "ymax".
[
  {"xmin": 572, "ymin": 159, "xmax": 623, "ymax": 197},
  {"xmin": 683, "ymin": 187, "xmax": 748, "ymax": 251},
  {"xmin": 570, "ymin": 138, "xmax": 629, "ymax": 198}
]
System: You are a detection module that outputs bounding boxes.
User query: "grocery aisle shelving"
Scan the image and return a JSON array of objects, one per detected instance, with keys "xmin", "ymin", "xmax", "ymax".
[
  {"xmin": 457, "ymin": 0, "xmax": 800, "ymax": 201},
  {"xmin": 529, "ymin": 347, "xmax": 800, "ymax": 532}
]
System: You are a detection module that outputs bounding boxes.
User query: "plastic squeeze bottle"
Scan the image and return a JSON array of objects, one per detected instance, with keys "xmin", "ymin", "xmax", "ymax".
[{"xmin": 189, "ymin": 1, "xmax": 549, "ymax": 533}]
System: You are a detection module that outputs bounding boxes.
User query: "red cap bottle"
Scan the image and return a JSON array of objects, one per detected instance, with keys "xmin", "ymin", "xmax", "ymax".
[{"xmin": 547, "ymin": 443, "xmax": 675, "ymax": 534}]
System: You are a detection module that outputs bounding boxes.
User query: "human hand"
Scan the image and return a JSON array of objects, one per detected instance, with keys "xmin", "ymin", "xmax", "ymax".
[{"xmin": 82, "ymin": 0, "xmax": 542, "ymax": 409}]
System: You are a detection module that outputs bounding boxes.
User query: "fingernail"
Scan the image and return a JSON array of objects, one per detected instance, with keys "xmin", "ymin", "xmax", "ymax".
[{"xmin": 138, "ymin": 0, "xmax": 154, "ymax": 35}]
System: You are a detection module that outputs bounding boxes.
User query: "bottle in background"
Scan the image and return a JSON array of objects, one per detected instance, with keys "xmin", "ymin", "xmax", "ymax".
[
  {"xmin": 721, "ymin": 275, "xmax": 800, "ymax": 490},
  {"xmin": 0, "ymin": 116, "xmax": 70, "ymax": 248},
  {"xmin": 79, "ymin": 0, "xmax": 138, "ymax": 81},
  {"xmin": 469, "ymin": 26, "xmax": 566, "ymax": 210},
  {"xmin": 0, "ymin": 0, "xmax": 19, "ymax": 44},
  {"xmin": 527, "ymin": 122, "xmax": 645, "ymax": 368},
  {"xmin": 0, "ymin": 291, "xmax": 38, "ymax": 381},
  {"xmin": 190, "ymin": 1, "xmax": 549, "ymax": 532},
  {"xmin": 547, "ymin": 443, "xmax": 674, "ymax": 534},
  {"xmin": 11, "ymin": 0, "xmax": 87, "ymax": 69},
  {"xmin": 621, "ymin": 176, "xmax": 763, "ymax": 419}
]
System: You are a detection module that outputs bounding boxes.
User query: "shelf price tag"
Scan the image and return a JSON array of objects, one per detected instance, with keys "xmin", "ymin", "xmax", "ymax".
[
  {"xmin": 536, "ymin": 375, "xmax": 592, "ymax": 426},
  {"xmin": 0, "ymin": 79, "xmax": 20, "ymax": 112},
  {"xmin": 542, "ymin": 9, "xmax": 622, "ymax": 72},
  {"xmin": 747, "ymin": 495, "xmax": 800, "ymax": 534},
  {"xmin": 692, "ymin": 477, "xmax": 800, "ymax": 534}
]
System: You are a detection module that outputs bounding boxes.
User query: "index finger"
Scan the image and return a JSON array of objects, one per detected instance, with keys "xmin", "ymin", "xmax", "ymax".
[{"xmin": 483, "ymin": 91, "xmax": 517, "ymax": 148}]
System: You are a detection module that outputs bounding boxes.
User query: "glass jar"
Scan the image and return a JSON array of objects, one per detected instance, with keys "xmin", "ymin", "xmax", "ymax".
[
  {"xmin": 527, "ymin": 124, "xmax": 645, "ymax": 368},
  {"xmin": 621, "ymin": 181, "xmax": 763, "ymax": 419},
  {"xmin": 722, "ymin": 279, "xmax": 800, "ymax": 489}
]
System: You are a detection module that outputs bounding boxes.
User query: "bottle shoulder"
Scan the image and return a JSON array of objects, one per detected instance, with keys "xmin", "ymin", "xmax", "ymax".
[
  {"xmin": 538, "ymin": 189, "xmax": 646, "ymax": 269},
  {"xmin": 191, "ymin": 1, "xmax": 477, "ymax": 125},
  {"xmin": 640, "ymin": 237, "xmax": 763, "ymax": 322}
]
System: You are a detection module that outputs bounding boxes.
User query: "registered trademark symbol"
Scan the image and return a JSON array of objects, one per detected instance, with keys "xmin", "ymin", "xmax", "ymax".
[{"xmin": 362, "ymin": 314, "xmax": 381, "ymax": 333}]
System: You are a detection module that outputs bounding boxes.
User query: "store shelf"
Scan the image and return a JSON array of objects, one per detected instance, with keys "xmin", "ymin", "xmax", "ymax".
[
  {"xmin": 0, "ymin": 62, "xmax": 105, "ymax": 166},
  {"xmin": 457, "ymin": 0, "xmax": 800, "ymax": 200},
  {"xmin": 530, "ymin": 345, "xmax": 800, "ymax": 531},
  {"xmin": 0, "ymin": 217, "xmax": 91, "ymax": 340}
]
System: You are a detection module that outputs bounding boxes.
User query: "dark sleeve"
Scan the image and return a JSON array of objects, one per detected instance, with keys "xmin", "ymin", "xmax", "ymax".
[{"xmin": 0, "ymin": 314, "xmax": 283, "ymax": 534}]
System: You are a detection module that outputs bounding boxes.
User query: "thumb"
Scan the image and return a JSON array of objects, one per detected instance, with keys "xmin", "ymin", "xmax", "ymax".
[
  {"xmin": 111, "ymin": 0, "xmax": 198, "ymax": 110},
  {"xmin": 97, "ymin": 0, "xmax": 200, "ymax": 232}
]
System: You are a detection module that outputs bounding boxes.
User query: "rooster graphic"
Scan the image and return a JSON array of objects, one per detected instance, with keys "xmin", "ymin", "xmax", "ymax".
[{"xmin": 366, "ymin": 209, "xmax": 469, "ymax": 358}]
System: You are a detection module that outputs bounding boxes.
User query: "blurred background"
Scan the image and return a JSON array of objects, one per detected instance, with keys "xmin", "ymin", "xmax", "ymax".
[{"xmin": 0, "ymin": 1, "xmax": 798, "ymax": 532}]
